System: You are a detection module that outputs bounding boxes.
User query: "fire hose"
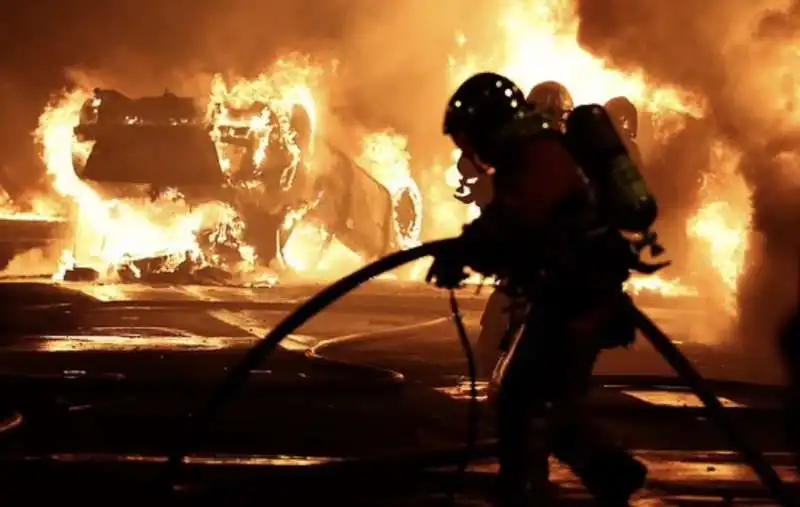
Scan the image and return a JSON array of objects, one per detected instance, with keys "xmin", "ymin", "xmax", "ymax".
[
  {"xmin": 167, "ymin": 238, "xmax": 796, "ymax": 506},
  {"xmin": 448, "ymin": 289, "xmax": 479, "ymax": 500}
]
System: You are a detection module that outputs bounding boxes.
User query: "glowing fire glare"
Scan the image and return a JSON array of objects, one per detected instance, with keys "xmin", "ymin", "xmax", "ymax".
[
  {"xmin": 6, "ymin": 0, "xmax": 759, "ymax": 329},
  {"xmin": 36, "ymin": 87, "xmax": 265, "ymax": 280},
  {"xmin": 688, "ymin": 141, "xmax": 752, "ymax": 312},
  {"xmin": 355, "ymin": 132, "xmax": 424, "ymax": 250},
  {"xmin": 207, "ymin": 57, "xmax": 321, "ymax": 177}
]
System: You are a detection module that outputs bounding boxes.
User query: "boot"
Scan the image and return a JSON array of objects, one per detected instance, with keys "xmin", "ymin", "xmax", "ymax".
[{"xmin": 575, "ymin": 450, "xmax": 648, "ymax": 507}]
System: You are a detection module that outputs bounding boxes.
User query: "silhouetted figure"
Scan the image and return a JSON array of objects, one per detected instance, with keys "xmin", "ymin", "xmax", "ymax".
[{"xmin": 428, "ymin": 72, "xmax": 652, "ymax": 506}]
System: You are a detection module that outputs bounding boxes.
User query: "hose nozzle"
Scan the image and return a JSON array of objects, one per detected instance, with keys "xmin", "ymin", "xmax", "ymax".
[{"xmin": 632, "ymin": 229, "xmax": 665, "ymax": 258}]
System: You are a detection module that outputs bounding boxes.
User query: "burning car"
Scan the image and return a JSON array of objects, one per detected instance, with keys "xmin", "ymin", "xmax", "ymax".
[{"xmin": 63, "ymin": 87, "xmax": 421, "ymax": 283}]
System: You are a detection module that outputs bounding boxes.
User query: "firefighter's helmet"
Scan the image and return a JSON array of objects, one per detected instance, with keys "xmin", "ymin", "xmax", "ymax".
[
  {"xmin": 526, "ymin": 81, "xmax": 574, "ymax": 120},
  {"xmin": 443, "ymin": 72, "xmax": 530, "ymax": 165},
  {"xmin": 444, "ymin": 73, "xmax": 531, "ymax": 137}
]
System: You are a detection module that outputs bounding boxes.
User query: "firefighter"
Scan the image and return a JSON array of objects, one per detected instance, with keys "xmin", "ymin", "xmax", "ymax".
[
  {"xmin": 604, "ymin": 96, "xmax": 642, "ymax": 168},
  {"xmin": 527, "ymin": 80, "xmax": 574, "ymax": 132},
  {"xmin": 428, "ymin": 72, "xmax": 650, "ymax": 506},
  {"xmin": 464, "ymin": 85, "xmax": 574, "ymax": 378}
]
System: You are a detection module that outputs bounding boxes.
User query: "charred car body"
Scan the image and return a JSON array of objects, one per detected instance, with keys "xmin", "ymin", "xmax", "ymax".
[
  {"xmin": 74, "ymin": 88, "xmax": 224, "ymax": 191},
  {"xmin": 68, "ymin": 88, "xmax": 420, "ymax": 282}
]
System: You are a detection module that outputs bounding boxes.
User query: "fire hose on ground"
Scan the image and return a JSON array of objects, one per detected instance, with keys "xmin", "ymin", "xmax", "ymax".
[{"xmin": 167, "ymin": 238, "xmax": 797, "ymax": 506}]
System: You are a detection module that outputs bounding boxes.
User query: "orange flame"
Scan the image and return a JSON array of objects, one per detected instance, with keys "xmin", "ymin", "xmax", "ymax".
[
  {"xmin": 18, "ymin": 0, "xmax": 756, "ymax": 318},
  {"xmin": 31, "ymin": 55, "xmax": 429, "ymax": 283}
]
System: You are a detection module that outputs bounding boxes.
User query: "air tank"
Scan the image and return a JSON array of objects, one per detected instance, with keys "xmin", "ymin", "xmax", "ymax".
[{"xmin": 565, "ymin": 104, "xmax": 658, "ymax": 233}]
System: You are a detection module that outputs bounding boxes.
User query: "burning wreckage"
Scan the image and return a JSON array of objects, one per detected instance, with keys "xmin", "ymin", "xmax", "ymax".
[{"xmin": 61, "ymin": 87, "xmax": 422, "ymax": 284}]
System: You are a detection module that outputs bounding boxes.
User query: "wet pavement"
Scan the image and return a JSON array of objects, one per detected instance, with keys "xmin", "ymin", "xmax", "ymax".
[
  {"xmin": 0, "ymin": 278, "xmax": 794, "ymax": 504},
  {"xmin": 0, "ymin": 277, "xmax": 766, "ymax": 391}
]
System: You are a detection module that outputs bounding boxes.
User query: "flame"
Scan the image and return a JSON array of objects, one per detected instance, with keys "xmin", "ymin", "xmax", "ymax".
[
  {"xmin": 355, "ymin": 132, "xmax": 424, "ymax": 250},
  {"xmin": 280, "ymin": 221, "xmax": 362, "ymax": 277},
  {"xmin": 624, "ymin": 275, "xmax": 699, "ymax": 298},
  {"xmin": 276, "ymin": 131, "xmax": 426, "ymax": 279},
  {"xmin": 18, "ymin": 0, "xmax": 757, "ymax": 313},
  {"xmin": 35, "ymin": 89, "xmax": 233, "ymax": 278},
  {"xmin": 51, "ymin": 249, "xmax": 75, "ymax": 281},
  {"xmin": 688, "ymin": 141, "xmax": 752, "ymax": 313},
  {"xmin": 0, "ymin": 187, "xmax": 59, "ymax": 221},
  {"xmin": 273, "ymin": 188, "xmax": 365, "ymax": 279},
  {"xmin": 37, "ymin": 93, "xmax": 259, "ymax": 280},
  {"xmin": 32, "ymin": 57, "xmax": 338, "ymax": 282},
  {"xmin": 30, "ymin": 52, "xmax": 433, "ymax": 284},
  {"xmin": 207, "ymin": 55, "xmax": 321, "ymax": 180}
]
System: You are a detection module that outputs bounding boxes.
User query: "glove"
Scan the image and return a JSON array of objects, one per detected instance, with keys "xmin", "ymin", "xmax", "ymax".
[{"xmin": 425, "ymin": 247, "xmax": 470, "ymax": 289}]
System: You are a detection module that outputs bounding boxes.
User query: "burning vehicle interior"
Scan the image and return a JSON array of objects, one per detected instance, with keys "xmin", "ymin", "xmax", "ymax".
[{"xmin": 0, "ymin": 0, "xmax": 799, "ymax": 505}]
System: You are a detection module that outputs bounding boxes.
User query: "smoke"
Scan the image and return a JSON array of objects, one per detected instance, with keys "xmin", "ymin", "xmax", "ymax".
[
  {"xmin": 327, "ymin": 1, "xmax": 480, "ymax": 150},
  {"xmin": 575, "ymin": 0, "xmax": 800, "ymax": 348}
]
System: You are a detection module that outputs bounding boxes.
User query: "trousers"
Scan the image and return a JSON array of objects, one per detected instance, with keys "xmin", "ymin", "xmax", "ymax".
[
  {"xmin": 490, "ymin": 308, "xmax": 646, "ymax": 505},
  {"xmin": 476, "ymin": 288, "xmax": 528, "ymax": 378}
]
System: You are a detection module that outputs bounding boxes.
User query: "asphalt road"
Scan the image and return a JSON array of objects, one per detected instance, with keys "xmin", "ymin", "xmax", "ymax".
[
  {"xmin": 0, "ymin": 279, "xmax": 785, "ymax": 434},
  {"xmin": 0, "ymin": 278, "xmax": 779, "ymax": 384},
  {"xmin": 0, "ymin": 279, "xmax": 795, "ymax": 504}
]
